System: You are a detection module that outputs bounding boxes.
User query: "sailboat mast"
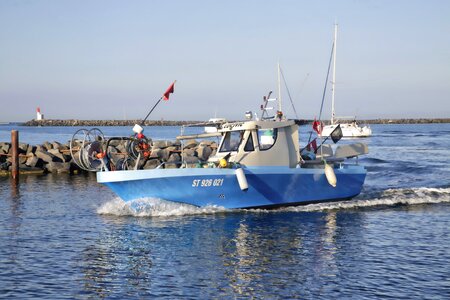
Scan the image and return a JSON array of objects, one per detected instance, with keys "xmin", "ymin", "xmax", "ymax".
[
  {"xmin": 277, "ymin": 62, "xmax": 282, "ymax": 112},
  {"xmin": 331, "ymin": 23, "xmax": 337, "ymax": 125}
]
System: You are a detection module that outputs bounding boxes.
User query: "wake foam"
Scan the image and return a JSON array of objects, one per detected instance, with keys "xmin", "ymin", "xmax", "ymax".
[
  {"xmin": 97, "ymin": 197, "xmax": 228, "ymax": 217},
  {"xmin": 97, "ymin": 187, "xmax": 450, "ymax": 217},
  {"xmin": 283, "ymin": 187, "xmax": 450, "ymax": 212}
]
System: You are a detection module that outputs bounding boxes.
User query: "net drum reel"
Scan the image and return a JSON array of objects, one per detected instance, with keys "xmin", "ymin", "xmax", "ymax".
[
  {"xmin": 70, "ymin": 128, "xmax": 107, "ymax": 171},
  {"xmin": 104, "ymin": 136, "xmax": 140, "ymax": 171},
  {"xmin": 70, "ymin": 126, "xmax": 153, "ymax": 172},
  {"xmin": 104, "ymin": 128, "xmax": 152, "ymax": 171},
  {"xmin": 127, "ymin": 134, "xmax": 151, "ymax": 160}
]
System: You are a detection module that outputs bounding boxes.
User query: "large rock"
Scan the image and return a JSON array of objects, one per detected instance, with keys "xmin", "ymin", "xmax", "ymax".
[
  {"xmin": 184, "ymin": 139, "xmax": 198, "ymax": 149},
  {"xmin": 181, "ymin": 155, "xmax": 199, "ymax": 164},
  {"xmin": 182, "ymin": 148, "xmax": 196, "ymax": 157},
  {"xmin": 25, "ymin": 156, "xmax": 44, "ymax": 168},
  {"xmin": 108, "ymin": 139, "xmax": 121, "ymax": 147},
  {"xmin": 152, "ymin": 140, "xmax": 173, "ymax": 149},
  {"xmin": 149, "ymin": 148, "xmax": 162, "ymax": 159},
  {"xmin": 19, "ymin": 155, "xmax": 28, "ymax": 165},
  {"xmin": 142, "ymin": 159, "xmax": 161, "ymax": 169},
  {"xmin": 7, "ymin": 163, "xmax": 29, "ymax": 171},
  {"xmin": 159, "ymin": 148, "xmax": 176, "ymax": 161},
  {"xmin": 11, "ymin": 164, "xmax": 44, "ymax": 174},
  {"xmin": 199, "ymin": 140, "xmax": 213, "ymax": 147},
  {"xmin": 35, "ymin": 145, "xmax": 46, "ymax": 152},
  {"xmin": 6, "ymin": 155, "xmax": 27, "ymax": 164},
  {"xmin": 106, "ymin": 145, "xmax": 118, "ymax": 155},
  {"xmin": 45, "ymin": 162, "xmax": 71, "ymax": 173},
  {"xmin": 26, "ymin": 145, "xmax": 37, "ymax": 155},
  {"xmin": 115, "ymin": 143, "xmax": 127, "ymax": 154},
  {"xmin": 0, "ymin": 161, "xmax": 10, "ymax": 170},
  {"xmin": 52, "ymin": 142, "xmax": 67, "ymax": 150},
  {"xmin": 43, "ymin": 141, "xmax": 53, "ymax": 150},
  {"xmin": 0, "ymin": 142, "xmax": 10, "ymax": 153},
  {"xmin": 48, "ymin": 149, "xmax": 71, "ymax": 162},
  {"xmin": 166, "ymin": 153, "xmax": 181, "ymax": 169},
  {"xmin": 0, "ymin": 151, "xmax": 6, "ymax": 163},
  {"xmin": 19, "ymin": 143, "xmax": 29, "ymax": 154},
  {"xmin": 197, "ymin": 145, "xmax": 212, "ymax": 161},
  {"xmin": 35, "ymin": 150, "xmax": 63, "ymax": 163}
]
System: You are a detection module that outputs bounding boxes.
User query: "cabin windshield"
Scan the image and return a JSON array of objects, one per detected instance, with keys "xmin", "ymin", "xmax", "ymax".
[
  {"xmin": 258, "ymin": 128, "xmax": 278, "ymax": 150},
  {"xmin": 219, "ymin": 130, "xmax": 244, "ymax": 152},
  {"xmin": 244, "ymin": 131, "xmax": 254, "ymax": 152}
]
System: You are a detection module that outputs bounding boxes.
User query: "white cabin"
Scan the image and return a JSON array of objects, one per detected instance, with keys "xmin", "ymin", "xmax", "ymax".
[{"xmin": 208, "ymin": 120, "xmax": 300, "ymax": 167}]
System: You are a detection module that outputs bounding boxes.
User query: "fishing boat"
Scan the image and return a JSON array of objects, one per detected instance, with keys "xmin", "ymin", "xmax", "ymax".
[
  {"xmin": 94, "ymin": 116, "xmax": 368, "ymax": 209},
  {"xmin": 71, "ymin": 80, "xmax": 368, "ymax": 209},
  {"xmin": 321, "ymin": 24, "xmax": 372, "ymax": 138}
]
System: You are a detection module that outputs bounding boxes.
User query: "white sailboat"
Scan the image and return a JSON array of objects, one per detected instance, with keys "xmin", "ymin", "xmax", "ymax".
[{"xmin": 321, "ymin": 24, "xmax": 372, "ymax": 138}]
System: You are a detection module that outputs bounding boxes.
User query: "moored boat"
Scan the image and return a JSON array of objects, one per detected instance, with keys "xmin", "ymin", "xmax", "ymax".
[
  {"xmin": 321, "ymin": 23, "xmax": 372, "ymax": 138},
  {"xmin": 204, "ymin": 117, "xmax": 227, "ymax": 133}
]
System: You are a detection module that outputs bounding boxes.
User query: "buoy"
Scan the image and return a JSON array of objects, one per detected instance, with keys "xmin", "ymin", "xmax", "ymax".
[
  {"xmin": 219, "ymin": 158, "xmax": 228, "ymax": 168},
  {"xmin": 235, "ymin": 168, "xmax": 248, "ymax": 191},
  {"xmin": 133, "ymin": 124, "xmax": 144, "ymax": 134},
  {"xmin": 324, "ymin": 162, "xmax": 337, "ymax": 187}
]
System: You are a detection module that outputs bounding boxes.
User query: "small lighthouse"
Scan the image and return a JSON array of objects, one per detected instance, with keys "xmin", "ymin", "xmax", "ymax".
[{"xmin": 36, "ymin": 107, "xmax": 44, "ymax": 120}]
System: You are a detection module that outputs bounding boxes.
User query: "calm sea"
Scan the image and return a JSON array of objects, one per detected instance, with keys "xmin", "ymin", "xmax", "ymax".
[{"xmin": 0, "ymin": 123, "xmax": 449, "ymax": 299}]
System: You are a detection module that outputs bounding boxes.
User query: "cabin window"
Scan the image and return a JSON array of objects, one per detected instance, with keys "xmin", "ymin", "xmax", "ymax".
[
  {"xmin": 258, "ymin": 128, "xmax": 277, "ymax": 151},
  {"xmin": 244, "ymin": 132, "xmax": 254, "ymax": 152},
  {"xmin": 219, "ymin": 131, "xmax": 244, "ymax": 152}
]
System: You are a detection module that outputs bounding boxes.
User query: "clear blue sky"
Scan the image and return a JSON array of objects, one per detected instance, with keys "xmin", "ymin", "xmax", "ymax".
[{"xmin": 1, "ymin": 0, "xmax": 449, "ymax": 122}]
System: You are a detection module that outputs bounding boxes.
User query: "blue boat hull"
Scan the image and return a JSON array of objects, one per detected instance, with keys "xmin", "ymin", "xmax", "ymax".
[{"xmin": 97, "ymin": 165, "xmax": 366, "ymax": 209}]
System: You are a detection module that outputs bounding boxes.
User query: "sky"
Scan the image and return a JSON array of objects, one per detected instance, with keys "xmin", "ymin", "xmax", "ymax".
[{"xmin": 0, "ymin": 0, "xmax": 449, "ymax": 122}]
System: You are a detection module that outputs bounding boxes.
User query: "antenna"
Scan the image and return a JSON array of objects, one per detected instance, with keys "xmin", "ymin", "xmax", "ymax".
[
  {"xmin": 331, "ymin": 23, "xmax": 338, "ymax": 125},
  {"xmin": 277, "ymin": 62, "xmax": 282, "ymax": 111}
]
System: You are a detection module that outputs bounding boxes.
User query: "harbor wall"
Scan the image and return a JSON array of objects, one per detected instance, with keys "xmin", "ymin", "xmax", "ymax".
[{"xmin": 21, "ymin": 118, "xmax": 450, "ymax": 127}]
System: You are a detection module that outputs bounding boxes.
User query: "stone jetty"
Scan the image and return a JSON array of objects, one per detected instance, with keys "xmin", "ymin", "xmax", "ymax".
[
  {"xmin": 22, "ymin": 119, "xmax": 204, "ymax": 127},
  {"xmin": 21, "ymin": 118, "xmax": 450, "ymax": 127},
  {"xmin": 0, "ymin": 138, "xmax": 218, "ymax": 175}
]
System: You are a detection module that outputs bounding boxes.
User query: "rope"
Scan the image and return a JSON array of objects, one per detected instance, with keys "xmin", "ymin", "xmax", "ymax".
[
  {"xmin": 279, "ymin": 66, "xmax": 299, "ymax": 119},
  {"xmin": 318, "ymin": 41, "xmax": 334, "ymax": 121},
  {"xmin": 296, "ymin": 73, "xmax": 310, "ymax": 100},
  {"xmin": 306, "ymin": 41, "xmax": 335, "ymax": 146}
]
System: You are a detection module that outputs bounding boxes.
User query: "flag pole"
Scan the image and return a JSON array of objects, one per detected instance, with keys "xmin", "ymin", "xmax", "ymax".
[
  {"xmin": 140, "ymin": 80, "xmax": 176, "ymax": 126},
  {"xmin": 315, "ymin": 124, "xmax": 342, "ymax": 152},
  {"xmin": 141, "ymin": 96, "xmax": 163, "ymax": 126}
]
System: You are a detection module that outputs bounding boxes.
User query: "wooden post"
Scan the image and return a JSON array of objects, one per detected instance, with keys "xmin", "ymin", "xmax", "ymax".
[{"xmin": 11, "ymin": 130, "xmax": 19, "ymax": 179}]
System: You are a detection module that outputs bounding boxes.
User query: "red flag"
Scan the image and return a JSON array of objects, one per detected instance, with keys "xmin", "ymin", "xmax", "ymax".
[
  {"xmin": 312, "ymin": 118, "xmax": 323, "ymax": 134},
  {"xmin": 163, "ymin": 81, "xmax": 175, "ymax": 100}
]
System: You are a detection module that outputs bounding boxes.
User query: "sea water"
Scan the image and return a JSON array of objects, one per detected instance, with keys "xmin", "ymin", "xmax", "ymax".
[{"xmin": 0, "ymin": 123, "xmax": 449, "ymax": 299}]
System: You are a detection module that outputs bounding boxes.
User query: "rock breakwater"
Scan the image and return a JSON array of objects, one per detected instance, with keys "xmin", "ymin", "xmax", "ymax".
[
  {"xmin": 0, "ymin": 138, "xmax": 218, "ymax": 175},
  {"xmin": 23, "ymin": 119, "xmax": 202, "ymax": 127},
  {"xmin": 21, "ymin": 118, "xmax": 450, "ymax": 127}
]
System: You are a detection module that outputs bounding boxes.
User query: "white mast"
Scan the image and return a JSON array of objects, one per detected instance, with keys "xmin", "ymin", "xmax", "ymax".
[
  {"xmin": 277, "ymin": 62, "xmax": 282, "ymax": 112},
  {"xmin": 331, "ymin": 23, "xmax": 338, "ymax": 125}
]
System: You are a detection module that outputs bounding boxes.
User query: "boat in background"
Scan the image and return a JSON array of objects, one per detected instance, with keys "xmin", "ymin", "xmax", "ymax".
[
  {"xmin": 321, "ymin": 24, "xmax": 372, "ymax": 138},
  {"xmin": 204, "ymin": 117, "xmax": 227, "ymax": 133},
  {"xmin": 321, "ymin": 119, "xmax": 372, "ymax": 138}
]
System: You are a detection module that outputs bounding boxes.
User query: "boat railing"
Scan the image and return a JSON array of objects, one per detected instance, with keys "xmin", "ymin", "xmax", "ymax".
[
  {"xmin": 301, "ymin": 142, "xmax": 368, "ymax": 168},
  {"xmin": 176, "ymin": 132, "xmax": 222, "ymax": 140}
]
